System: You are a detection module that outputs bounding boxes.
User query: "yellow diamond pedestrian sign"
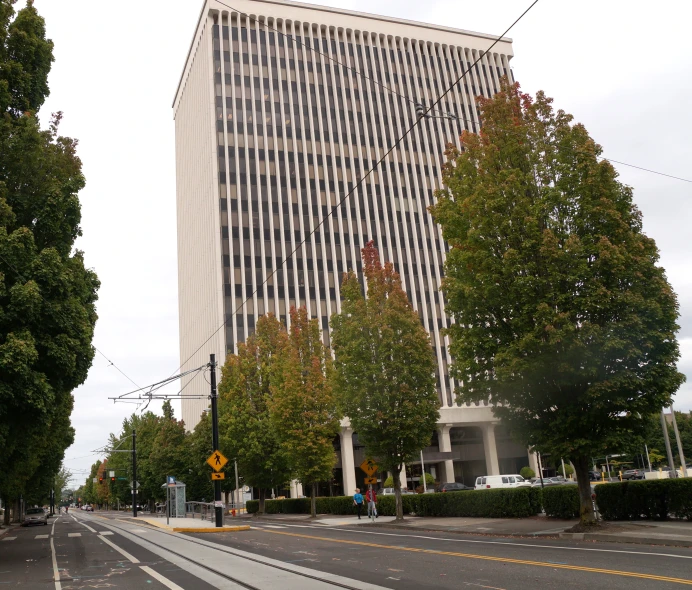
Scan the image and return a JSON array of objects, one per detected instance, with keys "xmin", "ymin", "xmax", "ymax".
[
  {"xmin": 207, "ymin": 450, "xmax": 229, "ymax": 472},
  {"xmin": 360, "ymin": 459, "xmax": 378, "ymax": 477}
]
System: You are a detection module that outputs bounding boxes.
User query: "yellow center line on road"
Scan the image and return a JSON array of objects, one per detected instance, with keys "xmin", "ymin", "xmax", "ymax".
[{"xmin": 258, "ymin": 529, "xmax": 692, "ymax": 586}]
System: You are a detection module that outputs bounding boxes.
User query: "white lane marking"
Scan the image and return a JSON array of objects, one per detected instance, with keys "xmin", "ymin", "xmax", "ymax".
[
  {"xmin": 35, "ymin": 535, "xmax": 49, "ymax": 539},
  {"xmin": 76, "ymin": 521, "xmax": 97, "ymax": 533},
  {"xmin": 1, "ymin": 537, "xmax": 16, "ymax": 541},
  {"xmin": 140, "ymin": 565, "xmax": 185, "ymax": 590},
  {"xmin": 99, "ymin": 531, "xmax": 114, "ymax": 536},
  {"xmin": 272, "ymin": 523, "xmax": 692, "ymax": 560},
  {"xmin": 67, "ymin": 533, "xmax": 81, "ymax": 538},
  {"xmin": 50, "ymin": 536, "xmax": 61, "ymax": 590},
  {"xmin": 99, "ymin": 534, "xmax": 140, "ymax": 563},
  {"xmin": 263, "ymin": 525, "xmax": 287, "ymax": 529}
]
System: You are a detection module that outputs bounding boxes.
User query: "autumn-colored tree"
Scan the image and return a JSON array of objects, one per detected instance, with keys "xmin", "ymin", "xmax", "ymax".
[
  {"xmin": 331, "ymin": 242, "xmax": 439, "ymax": 520},
  {"xmin": 218, "ymin": 314, "xmax": 292, "ymax": 514},
  {"xmin": 430, "ymin": 79, "xmax": 684, "ymax": 526},
  {"xmin": 271, "ymin": 306, "xmax": 340, "ymax": 517}
]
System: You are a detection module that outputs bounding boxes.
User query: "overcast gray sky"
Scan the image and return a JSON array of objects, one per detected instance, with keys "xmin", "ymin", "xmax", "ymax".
[{"xmin": 30, "ymin": 0, "xmax": 692, "ymax": 487}]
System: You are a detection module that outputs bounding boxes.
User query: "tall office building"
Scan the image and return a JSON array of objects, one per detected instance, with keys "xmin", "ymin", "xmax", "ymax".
[{"xmin": 175, "ymin": 0, "xmax": 534, "ymax": 490}]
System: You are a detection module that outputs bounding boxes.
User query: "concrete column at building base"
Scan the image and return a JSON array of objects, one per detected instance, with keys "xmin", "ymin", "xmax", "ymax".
[
  {"xmin": 340, "ymin": 427, "xmax": 357, "ymax": 496},
  {"xmin": 437, "ymin": 423, "xmax": 455, "ymax": 483},
  {"xmin": 483, "ymin": 423, "xmax": 500, "ymax": 476}
]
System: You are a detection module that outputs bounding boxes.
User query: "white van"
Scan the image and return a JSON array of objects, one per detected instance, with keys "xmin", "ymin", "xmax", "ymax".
[{"xmin": 474, "ymin": 474, "xmax": 531, "ymax": 490}]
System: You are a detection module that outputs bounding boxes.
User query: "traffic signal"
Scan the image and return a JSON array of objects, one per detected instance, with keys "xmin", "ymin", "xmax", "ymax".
[
  {"xmin": 111, "ymin": 476, "xmax": 115, "ymax": 482},
  {"xmin": 99, "ymin": 476, "xmax": 103, "ymax": 483}
]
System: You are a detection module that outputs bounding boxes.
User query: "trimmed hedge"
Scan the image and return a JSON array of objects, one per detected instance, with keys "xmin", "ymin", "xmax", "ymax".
[
  {"xmin": 595, "ymin": 478, "xmax": 692, "ymax": 521},
  {"xmin": 246, "ymin": 487, "xmax": 542, "ymax": 518},
  {"xmin": 542, "ymin": 485, "xmax": 579, "ymax": 519}
]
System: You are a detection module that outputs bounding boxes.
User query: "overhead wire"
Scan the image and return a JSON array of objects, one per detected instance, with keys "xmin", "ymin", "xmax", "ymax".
[
  {"xmin": 0, "ymin": 252, "xmax": 143, "ymax": 393},
  {"xmin": 170, "ymin": 0, "xmax": 541, "ymax": 379}
]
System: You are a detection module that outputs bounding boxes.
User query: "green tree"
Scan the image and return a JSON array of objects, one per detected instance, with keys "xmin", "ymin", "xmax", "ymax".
[
  {"xmin": 331, "ymin": 242, "xmax": 439, "ymax": 520},
  {"xmin": 271, "ymin": 306, "xmax": 340, "ymax": 517},
  {"xmin": 0, "ymin": 0, "xmax": 99, "ymax": 511},
  {"xmin": 429, "ymin": 80, "xmax": 684, "ymax": 526},
  {"xmin": 148, "ymin": 401, "xmax": 186, "ymax": 491},
  {"xmin": 218, "ymin": 314, "xmax": 292, "ymax": 514}
]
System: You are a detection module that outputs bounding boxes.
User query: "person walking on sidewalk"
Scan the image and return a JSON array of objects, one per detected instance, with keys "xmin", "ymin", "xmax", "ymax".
[
  {"xmin": 365, "ymin": 487, "xmax": 378, "ymax": 519},
  {"xmin": 353, "ymin": 488, "xmax": 364, "ymax": 519}
]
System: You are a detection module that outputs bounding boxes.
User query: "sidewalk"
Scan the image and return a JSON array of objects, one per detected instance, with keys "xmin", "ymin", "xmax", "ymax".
[{"xmin": 244, "ymin": 512, "xmax": 692, "ymax": 547}]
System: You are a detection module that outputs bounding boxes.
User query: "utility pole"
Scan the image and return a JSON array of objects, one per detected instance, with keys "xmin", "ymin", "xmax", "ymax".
[
  {"xmin": 669, "ymin": 405, "xmax": 687, "ymax": 478},
  {"xmin": 661, "ymin": 410, "xmax": 677, "ymax": 478},
  {"xmin": 210, "ymin": 354, "xmax": 222, "ymax": 527},
  {"xmin": 132, "ymin": 429, "xmax": 137, "ymax": 518}
]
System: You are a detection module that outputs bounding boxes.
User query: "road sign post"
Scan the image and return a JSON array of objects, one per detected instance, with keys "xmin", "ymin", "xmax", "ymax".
[{"xmin": 210, "ymin": 354, "xmax": 223, "ymax": 527}]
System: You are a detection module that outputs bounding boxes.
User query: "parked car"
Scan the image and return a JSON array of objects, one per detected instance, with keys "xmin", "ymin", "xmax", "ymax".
[
  {"xmin": 622, "ymin": 469, "xmax": 644, "ymax": 480},
  {"xmin": 436, "ymin": 482, "xmax": 473, "ymax": 493},
  {"xmin": 23, "ymin": 507, "xmax": 48, "ymax": 526},
  {"xmin": 474, "ymin": 475, "xmax": 531, "ymax": 490},
  {"xmin": 376, "ymin": 487, "xmax": 415, "ymax": 496}
]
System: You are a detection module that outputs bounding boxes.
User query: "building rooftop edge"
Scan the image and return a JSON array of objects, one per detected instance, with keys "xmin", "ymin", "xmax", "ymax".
[{"xmin": 173, "ymin": 0, "xmax": 513, "ymax": 109}]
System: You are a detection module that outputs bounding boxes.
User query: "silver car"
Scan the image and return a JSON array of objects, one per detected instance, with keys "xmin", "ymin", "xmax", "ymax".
[{"xmin": 23, "ymin": 507, "xmax": 48, "ymax": 526}]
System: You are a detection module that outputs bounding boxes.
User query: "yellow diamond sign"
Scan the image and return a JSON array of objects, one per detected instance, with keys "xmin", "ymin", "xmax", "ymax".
[
  {"xmin": 360, "ymin": 459, "xmax": 378, "ymax": 477},
  {"xmin": 206, "ymin": 450, "xmax": 229, "ymax": 472}
]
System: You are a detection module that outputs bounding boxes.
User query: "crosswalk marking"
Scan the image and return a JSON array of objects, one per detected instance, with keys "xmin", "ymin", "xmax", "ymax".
[
  {"xmin": 1, "ymin": 537, "xmax": 16, "ymax": 541},
  {"xmin": 100, "ymin": 532, "xmax": 114, "ymax": 536},
  {"xmin": 35, "ymin": 535, "xmax": 49, "ymax": 539},
  {"xmin": 68, "ymin": 533, "xmax": 81, "ymax": 538}
]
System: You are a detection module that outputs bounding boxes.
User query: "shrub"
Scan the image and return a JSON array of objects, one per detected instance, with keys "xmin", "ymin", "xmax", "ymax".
[
  {"xmin": 244, "ymin": 488, "xmax": 543, "ymax": 518},
  {"xmin": 520, "ymin": 467, "xmax": 535, "ymax": 480},
  {"xmin": 542, "ymin": 485, "xmax": 579, "ymax": 519},
  {"xmin": 383, "ymin": 476, "xmax": 394, "ymax": 487},
  {"xmin": 596, "ymin": 478, "xmax": 692, "ymax": 521}
]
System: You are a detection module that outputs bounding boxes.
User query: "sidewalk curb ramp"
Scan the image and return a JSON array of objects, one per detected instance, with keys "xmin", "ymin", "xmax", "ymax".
[{"xmin": 559, "ymin": 532, "xmax": 692, "ymax": 548}]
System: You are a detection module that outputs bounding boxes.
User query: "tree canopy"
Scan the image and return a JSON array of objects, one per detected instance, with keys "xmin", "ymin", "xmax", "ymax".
[
  {"xmin": 218, "ymin": 314, "xmax": 292, "ymax": 513},
  {"xmin": 271, "ymin": 306, "xmax": 340, "ymax": 516},
  {"xmin": 331, "ymin": 242, "xmax": 439, "ymax": 520},
  {"xmin": 0, "ymin": 0, "xmax": 99, "ymax": 510},
  {"xmin": 430, "ymin": 80, "xmax": 684, "ymax": 525}
]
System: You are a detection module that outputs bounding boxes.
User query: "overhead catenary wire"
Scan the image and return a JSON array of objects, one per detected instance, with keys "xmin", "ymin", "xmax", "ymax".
[
  {"xmin": 0, "ymin": 251, "xmax": 144, "ymax": 395},
  {"xmin": 170, "ymin": 0, "xmax": 541, "ymax": 380},
  {"xmin": 213, "ymin": 0, "xmax": 691, "ymax": 182}
]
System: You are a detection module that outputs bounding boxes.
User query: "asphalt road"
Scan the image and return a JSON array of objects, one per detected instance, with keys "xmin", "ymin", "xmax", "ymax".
[
  {"xmin": 0, "ymin": 511, "xmax": 216, "ymax": 589},
  {"xmin": 4, "ymin": 511, "xmax": 691, "ymax": 589},
  {"xmin": 187, "ymin": 520, "xmax": 692, "ymax": 590}
]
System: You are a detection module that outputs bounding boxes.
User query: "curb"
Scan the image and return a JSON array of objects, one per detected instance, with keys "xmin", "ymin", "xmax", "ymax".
[
  {"xmin": 127, "ymin": 517, "xmax": 250, "ymax": 534},
  {"xmin": 559, "ymin": 532, "xmax": 692, "ymax": 548}
]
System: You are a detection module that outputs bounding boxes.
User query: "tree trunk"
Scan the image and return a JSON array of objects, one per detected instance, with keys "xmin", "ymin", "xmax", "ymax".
[
  {"xmin": 574, "ymin": 455, "xmax": 596, "ymax": 526},
  {"xmin": 393, "ymin": 466, "xmax": 404, "ymax": 521},
  {"xmin": 12, "ymin": 499, "xmax": 20, "ymax": 523},
  {"xmin": 3, "ymin": 498, "xmax": 10, "ymax": 526},
  {"xmin": 311, "ymin": 482, "xmax": 317, "ymax": 518},
  {"xmin": 258, "ymin": 488, "xmax": 266, "ymax": 515}
]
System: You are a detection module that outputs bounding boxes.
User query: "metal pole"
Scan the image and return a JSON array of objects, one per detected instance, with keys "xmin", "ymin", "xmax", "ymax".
[
  {"xmin": 132, "ymin": 429, "xmax": 137, "ymax": 518},
  {"xmin": 644, "ymin": 444, "xmax": 652, "ymax": 472},
  {"xmin": 669, "ymin": 405, "xmax": 688, "ymax": 478},
  {"xmin": 420, "ymin": 450, "xmax": 427, "ymax": 493},
  {"xmin": 606, "ymin": 456, "xmax": 611, "ymax": 480},
  {"xmin": 661, "ymin": 410, "xmax": 677, "ymax": 477},
  {"xmin": 210, "ymin": 354, "xmax": 222, "ymax": 527},
  {"xmin": 235, "ymin": 459, "xmax": 240, "ymax": 511},
  {"xmin": 537, "ymin": 452, "xmax": 545, "ymax": 488}
]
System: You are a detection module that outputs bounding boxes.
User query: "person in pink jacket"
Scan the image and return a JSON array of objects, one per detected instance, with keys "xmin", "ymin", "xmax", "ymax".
[{"xmin": 365, "ymin": 487, "xmax": 378, "ymax": 519}]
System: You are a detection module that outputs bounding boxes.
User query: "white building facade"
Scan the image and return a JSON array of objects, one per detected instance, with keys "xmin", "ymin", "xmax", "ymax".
[{"xmin": 174, "ymin": 0, "xmax": 535, "ymax": 493}]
